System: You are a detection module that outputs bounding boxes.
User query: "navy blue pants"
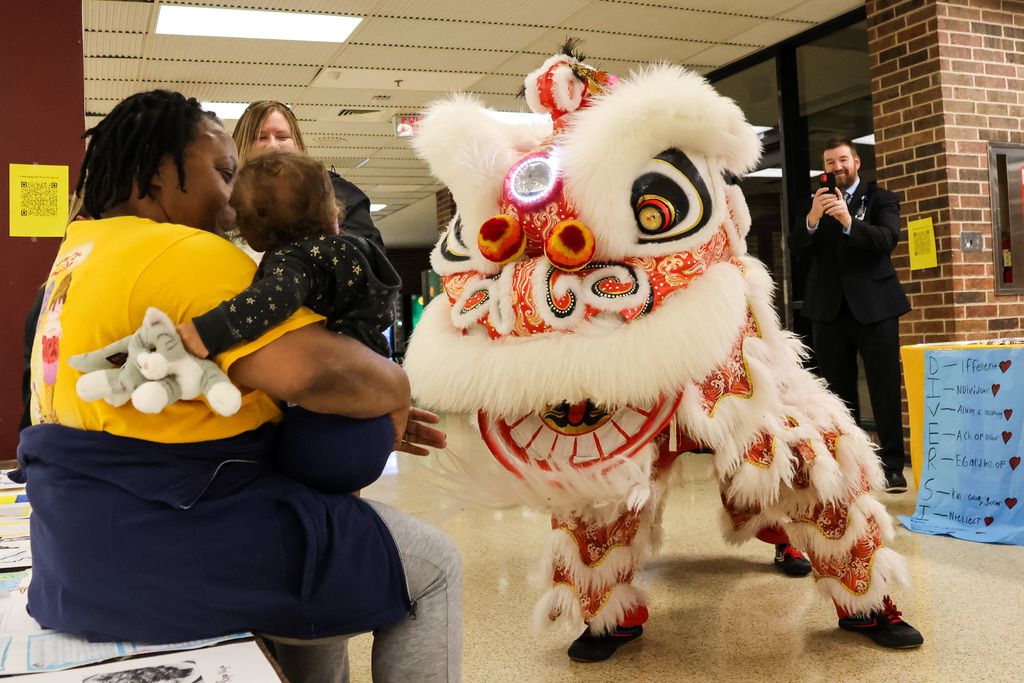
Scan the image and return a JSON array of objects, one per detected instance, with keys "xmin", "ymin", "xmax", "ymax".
[{"xmin": 274, "ymin": 406, "xmax": 395, "ymax": 494}]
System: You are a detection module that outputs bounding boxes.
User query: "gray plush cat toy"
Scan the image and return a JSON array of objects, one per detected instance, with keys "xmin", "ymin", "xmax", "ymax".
[{"xmin": 69, "ymin": 307, "xmax": 242, "ymax": 417}]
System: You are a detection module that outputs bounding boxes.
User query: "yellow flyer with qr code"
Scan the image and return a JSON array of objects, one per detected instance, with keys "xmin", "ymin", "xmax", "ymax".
[
  {"xmin": 907, "ymin": 217, "xmax": 938, "ymax": 270},
  {"xmin": 9, "ymin": 163, "xmax": 68, "ymax": 237}
]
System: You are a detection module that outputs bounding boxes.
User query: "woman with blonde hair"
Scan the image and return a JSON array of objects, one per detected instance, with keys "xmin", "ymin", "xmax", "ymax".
[{"xmin": 232, "ymin": 100, "xmax": 384, "ymax": 249}]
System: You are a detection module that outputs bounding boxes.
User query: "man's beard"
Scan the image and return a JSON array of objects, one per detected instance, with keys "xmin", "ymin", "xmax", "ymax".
[{"xmin": 835, "ymin": 169, "xmax": 856, "ymax": 191}]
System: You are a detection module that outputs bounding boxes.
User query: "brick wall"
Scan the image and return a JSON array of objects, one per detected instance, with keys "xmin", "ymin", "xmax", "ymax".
[
  {"xmin": 867, "ymin": 0, "xmax": 1024, "ymax": 347},
  {"xmin": 388, "ymin": 247, "xmax": 433, "ymax": 297},
  {"xmin": 435, "ymin": 188, "xmax": 456, "ymax": 235}
]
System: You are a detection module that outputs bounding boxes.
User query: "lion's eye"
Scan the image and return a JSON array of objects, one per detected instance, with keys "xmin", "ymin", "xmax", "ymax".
[
  {"xmin": 630, "ymin": 149, "xmax": 712, "ymax": 243},
  {"xmin": 635, "ymin": 195, "xmax": 676, "ymax": 234}
]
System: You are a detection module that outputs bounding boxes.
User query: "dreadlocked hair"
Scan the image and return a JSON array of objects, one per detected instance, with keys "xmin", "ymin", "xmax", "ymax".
[{"xmin": 76, "ymin": 90, "xmax": 221, "ymax": 219}]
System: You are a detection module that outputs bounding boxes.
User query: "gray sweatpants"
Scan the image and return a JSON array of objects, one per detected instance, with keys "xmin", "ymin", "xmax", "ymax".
[{"xmin": 268, "ymin": 499, "xmax": 463, "ymax": 683}]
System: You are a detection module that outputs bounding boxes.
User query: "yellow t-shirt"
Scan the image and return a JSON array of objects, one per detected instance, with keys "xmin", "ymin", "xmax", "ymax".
[{"xmin": 28, "ymin": 216, "xmax": 324, "ymax": 443}]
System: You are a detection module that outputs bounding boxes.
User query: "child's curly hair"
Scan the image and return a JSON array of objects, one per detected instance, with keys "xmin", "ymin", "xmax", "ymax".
[{"xmin": 230, "ymin": 149, "xmax": 341, "ymax": 252}]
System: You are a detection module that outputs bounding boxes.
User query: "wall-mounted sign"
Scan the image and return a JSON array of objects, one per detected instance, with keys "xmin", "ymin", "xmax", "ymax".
[
  {"xmin": 394, "ymin": 114, "xmax": 424, "ymax": 137},
  {"xmin": 908, "ymin": 217, "xmax": 937, "ymax": 270},
  {"xmin": 9, "ymin": 163, "xmax": 68, "ymax": 237}
]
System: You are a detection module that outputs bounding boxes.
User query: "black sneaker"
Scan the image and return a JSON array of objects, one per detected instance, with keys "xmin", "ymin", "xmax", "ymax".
[
  {"xmin": 884, "ymin": 469, "xmax": 908, "ymax": 493},
  {"xmin": 567, "ymin": 624, "xmax": 643, "ymax": 662},
  {"xmin": 773, "ymin": 543, "xmax": 812, "ymax": 576},
  {"xmin": 838, "ymin": 597, "xmax": 924, "ymax": 649}
]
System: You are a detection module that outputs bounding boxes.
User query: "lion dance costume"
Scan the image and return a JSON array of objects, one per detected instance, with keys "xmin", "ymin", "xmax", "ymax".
[{"xmin": 404, "ymin": 45, "xmax": 914, "ymax": 654}]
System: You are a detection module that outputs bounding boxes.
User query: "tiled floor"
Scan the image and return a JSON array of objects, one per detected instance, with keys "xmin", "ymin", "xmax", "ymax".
[{"xmin": 348, "ymin": 412, "xmax": 1024, "ymax": 682}]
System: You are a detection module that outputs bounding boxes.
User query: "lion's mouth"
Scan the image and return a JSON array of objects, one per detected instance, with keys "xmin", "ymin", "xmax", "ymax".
[{"xmin": 480, "ymin": 394, "xmax": 681, "ymax": 474}]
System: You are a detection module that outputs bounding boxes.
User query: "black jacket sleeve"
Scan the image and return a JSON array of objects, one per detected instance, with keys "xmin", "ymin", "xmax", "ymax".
[
  {"xmin": 191, "ymin": 250, "xmax": 314, "ymax": 356},
  {"xmin": 330, "ymin": 171, "xmax": 386, "ymax": 251}
]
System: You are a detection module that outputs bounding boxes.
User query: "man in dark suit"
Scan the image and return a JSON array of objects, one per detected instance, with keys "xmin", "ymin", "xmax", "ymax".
[{"xmin": 790, "ymin": 136, "xmax": 912, "ymax": 493}]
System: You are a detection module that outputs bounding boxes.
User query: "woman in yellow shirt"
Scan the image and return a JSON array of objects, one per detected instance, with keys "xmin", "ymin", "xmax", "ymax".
[{"xmin": 18, "ymin": 90, "xmax": 461, "ymax": 682}]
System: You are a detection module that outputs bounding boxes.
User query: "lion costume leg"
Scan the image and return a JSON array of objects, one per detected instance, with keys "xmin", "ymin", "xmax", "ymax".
[
  {"xmin": 540, "ymin": 508, "xmax": 651, "ymax": 635},
  {"xmin": 728, "ymin": 422, "xmax": 922, "ymax": 647},
  {"xmin": 535, "ymin": 447, "xmax": 679, "ymax": 662}
]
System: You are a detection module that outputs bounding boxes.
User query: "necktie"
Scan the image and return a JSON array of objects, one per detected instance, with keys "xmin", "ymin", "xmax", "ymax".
[{"xmin": 845, "ymin": 192, "xmax": 852, "ymax": 205}]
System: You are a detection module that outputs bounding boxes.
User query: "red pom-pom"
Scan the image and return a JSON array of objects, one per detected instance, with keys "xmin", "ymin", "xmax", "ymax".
[
  {"xmin": 478, "ymin": 215, "xmax": 526, "ymax": 264},
  {"xmin": 545, "ymin": 219, "xmax": 595, "ymax": 271}
]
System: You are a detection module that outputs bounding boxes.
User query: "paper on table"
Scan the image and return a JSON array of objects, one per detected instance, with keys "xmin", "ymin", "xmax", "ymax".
[
  {"xmin": 0, "ymin": 639, "xmax": 280, "ymax": 681},
  {"xmin": 0, "ymin": 518, "xmax": 31, "ymax": 538},
  {"xmin": 0, "ymin": 571, "xmax": 31, "ymax": 631},
  {"xmin": 0, "ymin": 493, "xmax": 29, "ymax": 505},
  {"xmin": 0, "ymin": 539, "xmax": 32, "ymax": 571},
  {"xmin": 0, "ymin": 573, "xmax": 252, "ymax": 675},
  {"xmin": 0, "ymin": 503, "xmax": 31, "ymax": 518}
]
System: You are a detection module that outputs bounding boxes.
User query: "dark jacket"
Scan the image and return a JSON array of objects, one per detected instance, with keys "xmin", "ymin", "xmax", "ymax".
[
  {"xmin": 332, "ymin": 172, "xmax": 385, "ymax": 251},
  {"xmin": 789, "ymin": 181, "xmax": 911, "ymax": 324}
]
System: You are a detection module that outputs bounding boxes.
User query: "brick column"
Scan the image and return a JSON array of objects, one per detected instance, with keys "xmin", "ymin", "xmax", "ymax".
[
  {"xmin": 435, "ymin": 188, "xmax": 455, "ymax": 235},
  {"xmin": 867, "ymin": 0, "xmax": 1024, "ymax": 348}
]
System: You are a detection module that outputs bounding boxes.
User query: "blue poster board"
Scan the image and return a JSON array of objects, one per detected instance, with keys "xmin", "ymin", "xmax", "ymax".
[{"xmin": 899, "ymin": 348, "xmax": 1024, "ymax": 544}]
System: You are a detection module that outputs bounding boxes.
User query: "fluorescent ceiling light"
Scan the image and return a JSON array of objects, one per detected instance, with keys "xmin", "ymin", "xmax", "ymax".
[
  {"xmin": 201, "ymin": 101, "xmax": 249, "ymax": 120},
  {"xmin": 747, "ymin": 168, "xmax": 782, "ymax": 178},
  {"xmin": 156, "ymin": 5, "xmax": 362, "ymax": 43},
  {"xmin": 750, "ymin": 125, "xmax": 773, "ymax": 137},
  {"xmin": 370, "ymin": 204, "xmax": 387, "ymax": 212},
  {"xmin": 486, "ymin": 111, "xmax": 551, "ymax": 126},
  {"xmin": 853, "ymin": 134, "xmax": 876, "ymax": 146}
]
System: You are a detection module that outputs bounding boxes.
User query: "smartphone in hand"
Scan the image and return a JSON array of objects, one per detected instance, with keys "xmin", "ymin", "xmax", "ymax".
[{"xmin": 818, "ymin": 171, "xmax": 837, "ymax": 193}]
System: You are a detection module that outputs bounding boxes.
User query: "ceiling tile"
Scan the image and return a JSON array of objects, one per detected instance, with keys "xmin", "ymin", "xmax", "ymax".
[
  {"xmin": 774, "ymin": 0, "xmax": 864, "ymax": 22},
  {"xmin": 137, "ymin": 61, "xmax": 320, "ymax": 86},
  {"xmin": 728, "ymin": 18, "xmax": 820, "ymax": 48},
  {"xmin": 372, "ymin": 0, "xmax": 591, "ymax": 23},
  {"xmin": 144, "ymin": 35, "xmax": 343, "ymax": 65},
  {"xmin": 84, "ymin": 0, "xmax": 153, "ymax": 33},
  {"xmin": 330, "ymin": 44, "xmax": 509, "ymax": 73},
  {"xmin": 197, "ymin": 0, "xmax": 379, "ymax": 13},
  {"xmin": 310, "ymin": 67, "xmax": 479, "ymax": 92},
  {"xmin": 353, "ymin": 17, "xmax": 550, "ymax": 52},
  {"xmin": 84, "ymin": 31, "xmax": 146, "ymax": 57},
  {"xmin": 84, "ymin": 57, "xmax": 139, "ymax": 81}
]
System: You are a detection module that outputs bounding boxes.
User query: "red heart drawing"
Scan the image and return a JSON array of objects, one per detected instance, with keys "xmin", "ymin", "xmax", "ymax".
[
  {"xmin": 1003, "ymin": 431, "xmax": 1012, "ymax": 443},
  {"xmin": 992, "ymin": 384, "xmax": 1001, "ymax": 396},
  {"xmin": 1011, "ymin": 456, "xmax": 1021, "ymax": 470},
  {"xmin": 1007, "ymin": 498, "xmax": 1018, "ymax": 510},
  {"xmin": 1000, "ymin": 360, "xmax": 1012, "ymax": 373},
  {"xmin": 985, "ymin": 517, "xmax": 994, "ymax": 526},
  {"xmin": 1006, "ymin": 409, "xmax": 1013, "ymax": 421}
]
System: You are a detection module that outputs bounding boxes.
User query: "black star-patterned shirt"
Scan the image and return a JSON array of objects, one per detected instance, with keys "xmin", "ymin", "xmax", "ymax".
[{"xmin": 192, "ymin": 234, "xmax": 401, "ymax": 357}]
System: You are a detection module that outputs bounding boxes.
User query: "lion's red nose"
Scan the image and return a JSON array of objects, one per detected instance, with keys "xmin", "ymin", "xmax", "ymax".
[{"xmin": 544, "ymin": 219, "xmax": 595, "ymax": 271}]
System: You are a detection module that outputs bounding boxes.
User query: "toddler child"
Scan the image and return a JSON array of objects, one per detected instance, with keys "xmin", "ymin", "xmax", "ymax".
[{"xmin": 179, "ymin": 149, "xmax": 401, "ymax": 493}]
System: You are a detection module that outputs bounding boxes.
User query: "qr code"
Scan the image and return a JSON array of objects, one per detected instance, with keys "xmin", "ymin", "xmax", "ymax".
[
  {"xmin": 911, "ymin": 228, "xmax": 931, "ymax": 256},
  {"xmin": 19, "ymin": 180, "xmax": 60, "ymax": 218}
]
